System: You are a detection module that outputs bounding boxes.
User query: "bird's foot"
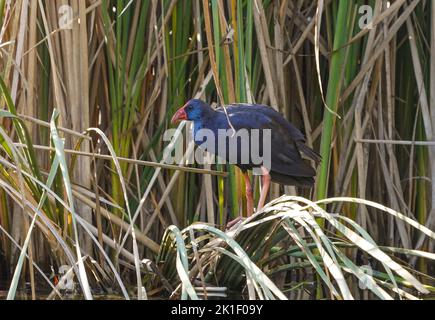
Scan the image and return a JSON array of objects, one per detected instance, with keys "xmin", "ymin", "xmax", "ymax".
[{"xmin": 226, "ymin": 216, "xmax": 246, "ymax": 229}]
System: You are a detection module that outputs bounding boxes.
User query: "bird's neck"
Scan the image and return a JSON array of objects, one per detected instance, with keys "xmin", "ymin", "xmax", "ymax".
[
  {"xmin": 195, "ymin": 107, "xmax": 216, "ymax": 130},
  {"xmin": 193, "ymin": 120, "xmax": 204, "ymax": 135},
  {"xmin": 192, "ymin": 108, "xmax": 216, "ymax": 143}
]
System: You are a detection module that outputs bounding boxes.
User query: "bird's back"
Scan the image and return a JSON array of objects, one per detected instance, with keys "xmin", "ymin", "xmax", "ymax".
[{"xmin": 200, "ymin": 103, "xmax": 320, "ymax": 187}]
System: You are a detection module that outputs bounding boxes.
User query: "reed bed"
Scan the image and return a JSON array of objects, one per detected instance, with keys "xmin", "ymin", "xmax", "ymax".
[{"xmin": 0, "ymin": 0, "xmax": 434, "ymax": 300}]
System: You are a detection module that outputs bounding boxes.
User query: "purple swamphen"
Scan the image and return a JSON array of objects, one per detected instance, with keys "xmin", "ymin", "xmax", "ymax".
[{"xmin": 171, "ymin": 99, "xmax": 320, "ymax": 218}]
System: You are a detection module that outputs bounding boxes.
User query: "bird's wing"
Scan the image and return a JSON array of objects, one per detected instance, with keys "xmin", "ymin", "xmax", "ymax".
[
  {"xmin": 220, "ymin": 104, "xmax": 306, "ymax": 140},
  {"xmin": 214, "ymin": 105, "xmax": 317, "ymax": 177},
  {"xmin": 218, "ymin": 104, "xmax": 321, "ymax": 163}
]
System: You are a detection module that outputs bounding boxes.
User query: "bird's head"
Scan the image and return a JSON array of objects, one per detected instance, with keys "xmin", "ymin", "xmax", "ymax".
[{"xmin": 171, "ymin": 99, "xmax": 211, "ymax": 124}]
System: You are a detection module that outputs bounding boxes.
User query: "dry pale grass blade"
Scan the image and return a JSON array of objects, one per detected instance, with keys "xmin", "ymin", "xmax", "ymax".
[
  {"xmin": 12, "ymin": 142, "xmax": 226, "ymax": 176},
  {"xmin": 431, "ymin": 0, "xmax": 435, "ymax": 147},
  {"xmin": 406, "ymin": 17, "xmax": 432, "ymax": 147},
  {"xmin": 49, "ymin": 110, "xmax": 93, "ymax": 300},
  {"xmin": 36, "ymin": 0, "xmax": 66, "ymax": 117},
  {"xmin": 253, "ymin": 0, "xmax": 278, "ymax": 109},
  {"xmin": 313, "ymin": 0, "xmax": 328, "ymax": 113},
  {"xmin": 10, "ymin": 0, "xmax": 27, "ymax": 104},
  {"xmin": 315, "ymin": 197, "xmax": 435, "ymax": 241},
  {"xmin": 273, "ymin": 4, "xmax": 286, "ymax": 110},
  {"xmin": 291, "ymin": 59, "xmax": 313, "ymax": 148},
  {"xmin": 216, "ymin": 0, "xmax": 235, "ymax": 103},
  {"xmin": 166, "ymin": 225, "xmax": 199, "ymax": 300},
  {"xmin": 352, "ymin": 0, "xmax": 381, "ymax": 232},
  {"xmin": 407, "ymin": 12, "xmax": 435, "ymax": 254},
  {"xmin": 188, "ymin": 228, "xmax": 207, "ymax": 298},
  {"xmin": 25, "ymin": 0, "xmax": 37, "ymax": 135},
  {"xmin": 202, "ymin": 0, "xmax": 224, "ymax": 103},
  {"xmin": 424, "ymin": 0, "xmax": 435, "ymax": 256}
]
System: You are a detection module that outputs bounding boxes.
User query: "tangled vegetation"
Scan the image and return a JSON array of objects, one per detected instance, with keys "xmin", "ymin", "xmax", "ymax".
[{"xmin": 0, "ymin": 0, "xmax": 434, "ymax": 299}]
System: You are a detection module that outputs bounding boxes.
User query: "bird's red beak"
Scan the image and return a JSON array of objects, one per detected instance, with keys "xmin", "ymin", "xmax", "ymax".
[{"xmin": 171, "ymin": 105, "xmax": 188, "ymax": 124}]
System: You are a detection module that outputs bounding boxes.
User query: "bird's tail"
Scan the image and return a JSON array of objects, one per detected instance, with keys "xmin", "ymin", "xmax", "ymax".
[
  {"xmin": 295, "ymin": 141, "xmax": 321, "ymax": 163},
  {"xmin": 269, "ymin": 170, "xmax": 315, "ymax": 187}
]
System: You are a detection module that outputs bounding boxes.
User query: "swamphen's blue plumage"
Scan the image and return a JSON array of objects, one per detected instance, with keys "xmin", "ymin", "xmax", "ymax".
[{"xmin": 171, "ymin": 99, "xmax": 320, "ymax": 217}]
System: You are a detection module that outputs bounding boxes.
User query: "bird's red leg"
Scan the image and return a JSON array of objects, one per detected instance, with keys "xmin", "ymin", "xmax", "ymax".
[
  {"xmin": 257, "ymin": 167, "xmax": 271, "ymax": 210},
  {"xmin": 244, "ymin": 172, "xmax": 254, "ymax": 216}
]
